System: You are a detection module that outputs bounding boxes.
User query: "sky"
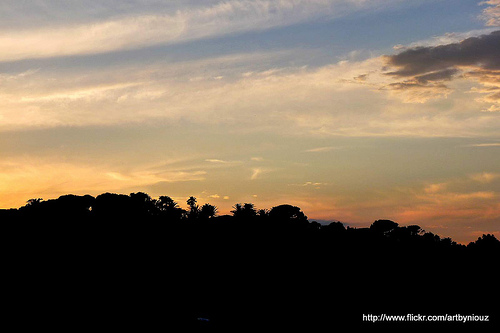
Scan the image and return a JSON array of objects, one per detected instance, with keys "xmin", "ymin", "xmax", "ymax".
[{"xmin": 1, "ymin": 0, "xmax": 500, "ymax": 243}]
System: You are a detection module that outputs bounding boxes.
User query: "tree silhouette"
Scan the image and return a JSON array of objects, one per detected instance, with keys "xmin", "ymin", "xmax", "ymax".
[
  {"xmin": 323, "ymin": 221, "xmax": 346, "ymax": 235},
  {"xmin": 232, "ymin": 203, "xmax": 257, "ymax": 221},
  {"xmin": 26, "ymin": 198, "xmax": 43, "ymax": 207},
  {"xmin": 157, "ymin": 196, "xmax": 185, "ymax": 221},
  {"xmin": 130, "ymin": 192, "xmax": 156, "ymax": 216},
  {"xmin": 407, "ymin": 225, "xmax": 423, "ymax": 237},
  {"xmin": 269, "ymin": 204, "xmax": 307, "ymax": 225},
  {"xmin": 370, "ymin": 219, "xmax": 398, "ymax": 234},
  {"xmin": 157, "ymin": 195, "xmax": 177, "ymax": 210},
  {"xmin": 1, "ymin": 191, "xmax": 498, "ymax": 330},
  {"xmin": 186, "ymin": 196, "xmax": 199, "ymax": 220},
  {"xmin": 200, "ymin": 203, "xmax": 217, "ymax": 219},
  {"xmin": 468, "ymin": 233, "xmax": 500, "ymax": 252}
]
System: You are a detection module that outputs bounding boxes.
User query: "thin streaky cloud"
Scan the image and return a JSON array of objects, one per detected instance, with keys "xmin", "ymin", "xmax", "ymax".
[
  {"xmin": 205, "ymin": 159, "xmax": 231, "ymax": 163},
  {"xmin": 205, "ymin": 159, "xmax": 243, "ymax": 165},
  {"xmin": 304, "ymin": 146, "xmax": 341, "ymax": 153},
  {"xmin": 464, "ymin": 143, "xmax": 500, "ymax": 147},
  {"xmin": 251, "ymin": 168, "xmax": 262, "ymax": 180},
  {"xmin": 2, "ymin": 54, "xmax": 500, "ymax": 138},
  {"xmin": 0, "ymin": 0, "xmax": 401, "ymax": 62}
]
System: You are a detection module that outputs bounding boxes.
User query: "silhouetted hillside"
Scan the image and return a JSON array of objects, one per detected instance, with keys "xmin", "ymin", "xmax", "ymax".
[{"xmin": 1, "ymin": 192, "xmax": 498, "ymax": 330}]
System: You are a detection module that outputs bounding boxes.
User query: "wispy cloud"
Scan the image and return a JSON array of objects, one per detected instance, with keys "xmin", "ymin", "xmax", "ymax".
[
  {"xmin": 289, "ymin": 181, "xmax": 329, "ymax": 189},
  {"xmin": 250, "ymin": 167, "xmax": 275, "ymax": 180},
  {"xmin": 205, "ymin": 159, "xmax": 244, "ymax": 168},
  {"xmin": 2, "ymin": 49, "xmax": 500, "ymax": 138},
  {"xmin": 205, "ymin": 159, "xmax": 232, "ymax": 164},
  {"xmin": 304, "ymin": 146, "xmax": 340, "ymax": 153},
  {"xmin": 0, "ymin": 0, "xmax": 397, "ymax": 62},
  {"xmin": 470, "ymin": 172, "xmax": 500, "ymax": 183},
  {"xmin": 107, "ymin": 169, "xmax": 207, "ymax": 184},
  {"xmin": 480, "ymin": 0, "xmax": 500, "ymax": 26},
  {"xmin": 424, "ymin": 183, "xmax": 448, "ymax": 194},
  {"xmin": 464, "ymin": 143, "xmax": 500, "ymax": 147},
  {"xmin": 251, "ymin": 168, "xmax": 262, "ymax": 180}
]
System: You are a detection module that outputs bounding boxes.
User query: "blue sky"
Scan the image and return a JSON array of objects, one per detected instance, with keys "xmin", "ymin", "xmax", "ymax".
[
  {"xmin": 0, "ymin": 0, "xmax": 487, "ymax": 71},
  {"xmin": 1, "ymin": 0, "xmax": 500, "ymax": 242}
]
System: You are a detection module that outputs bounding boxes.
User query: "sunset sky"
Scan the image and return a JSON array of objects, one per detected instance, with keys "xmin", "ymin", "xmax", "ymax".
[{"xmin": 1, "ymin": 0, "xmax": 500, "ymax": 243}]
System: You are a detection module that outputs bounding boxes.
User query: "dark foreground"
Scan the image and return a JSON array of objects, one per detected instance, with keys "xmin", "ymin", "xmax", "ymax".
[{"xmin": 1, "ymin": 193, "xmax": 498, "ymax": 330}]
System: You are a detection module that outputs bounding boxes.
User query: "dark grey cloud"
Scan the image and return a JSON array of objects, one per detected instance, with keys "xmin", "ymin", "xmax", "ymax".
[
  {"xmin": 414, "ymin": 68, "xmax": 460, "ymax": 84},
  {"xmin": 386, "ymin": 30, "xmax": 500, "ymax": 77},
  {"xmin": 380, "ymin": 30, "xmax": 500, "ymax": 109}
]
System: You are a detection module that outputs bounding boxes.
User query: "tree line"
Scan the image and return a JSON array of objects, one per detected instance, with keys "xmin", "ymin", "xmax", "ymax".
[
  {"xmin": 1, "ymin": 191, "xmax": 498, "ymax": 329},
  {"xmin": 1, "ymin": 191, "xmax": 497, "ymax": 251}
]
